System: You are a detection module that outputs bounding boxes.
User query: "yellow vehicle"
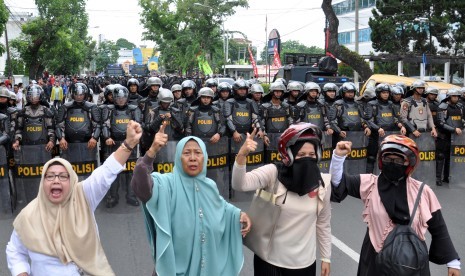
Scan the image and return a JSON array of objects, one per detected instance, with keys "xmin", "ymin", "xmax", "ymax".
[{"xmin": 360, "ymin": 74, "xmax": 461, "ymax": 97}]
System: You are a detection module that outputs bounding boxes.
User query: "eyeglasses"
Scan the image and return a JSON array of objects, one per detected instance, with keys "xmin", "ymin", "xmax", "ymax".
[
  {"xmin": 381, "ymin": 156, "xmax": 406, "ymax": 165},
  {"xmin": 44, "ymin": 173, "xmax": 70, "ymax": 181}
]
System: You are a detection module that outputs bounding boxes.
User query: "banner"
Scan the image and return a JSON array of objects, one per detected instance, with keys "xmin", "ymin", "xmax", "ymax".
[
  {"xmin": 272, "ymin": 44, "xmax": 282, "ymax": 69},
  {"xmin": 197, "ymin": 54, "xmax": 213, "ymax": 76},
  {"xmin": 248, "ymin": 46, "xmax": 258, "ymax": 78}
]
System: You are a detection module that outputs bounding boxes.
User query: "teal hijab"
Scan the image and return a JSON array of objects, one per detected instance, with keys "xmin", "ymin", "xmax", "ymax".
[{"xmin": 143, "ymin": 136, "xmax": 244, "ymax": 276}]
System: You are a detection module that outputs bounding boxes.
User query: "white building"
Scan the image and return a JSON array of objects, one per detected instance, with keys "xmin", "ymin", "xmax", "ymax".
[
  {"xmin": 0, "ymin": 11, "xmax": 34, "ymax": 76},
  {"xmin": 332, "ymin": 0, "xmax": 377, "ymax": 55}
]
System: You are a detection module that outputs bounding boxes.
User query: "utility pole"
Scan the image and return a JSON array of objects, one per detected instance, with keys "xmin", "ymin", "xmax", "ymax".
[
  {"xmin": 5, "ymin": 25, "xmax": 12, "ymax": 79},
  {"xmin": 354, "ymin": 0, "xmax": 359, "ymax": 88}
]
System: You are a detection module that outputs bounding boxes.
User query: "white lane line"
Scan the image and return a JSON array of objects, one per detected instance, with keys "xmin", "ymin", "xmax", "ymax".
[{"xmin": 332, "ymin": 235, "xmax": 360, "ymax": 263}]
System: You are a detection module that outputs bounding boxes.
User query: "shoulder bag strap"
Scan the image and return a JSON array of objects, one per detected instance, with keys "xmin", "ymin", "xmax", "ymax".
[{"xmin": 408, "ymin": 182, "xmax": 426, "ymax": 227}]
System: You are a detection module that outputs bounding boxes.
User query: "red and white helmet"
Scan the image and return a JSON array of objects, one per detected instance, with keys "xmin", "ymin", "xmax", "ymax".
[
  {"xmin": 278, "ymin": 123, "xmax": 323, "ymax": 166},
  {"xmin": 378, "ymin": 134, "xmax": 420, "ymax": 176}
]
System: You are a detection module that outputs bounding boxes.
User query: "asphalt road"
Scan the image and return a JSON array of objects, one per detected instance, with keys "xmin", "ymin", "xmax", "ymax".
[{"xmin": 1, "ymin": 180, "xmax": 464, "ymax": 276}]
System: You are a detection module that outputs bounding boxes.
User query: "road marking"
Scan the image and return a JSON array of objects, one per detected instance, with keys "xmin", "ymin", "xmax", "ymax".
[{"xmin": 332, "ymin": 235, "xmax": 360, "ymax": 263}]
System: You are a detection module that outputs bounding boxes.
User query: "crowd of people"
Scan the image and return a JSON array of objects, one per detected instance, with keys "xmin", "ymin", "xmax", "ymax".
[{"xmin": 1, "ymin": 72, "xmax": 462, "ymax": 275}]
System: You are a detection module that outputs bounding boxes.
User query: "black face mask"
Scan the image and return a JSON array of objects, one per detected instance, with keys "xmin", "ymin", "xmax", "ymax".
[
  {"xmin": 281, "ymin": 157, "xmax": 323, "ymax": 196},
  {"xmin": 381, "ymin": 162, "xmax": 408, "ymax": 183}
]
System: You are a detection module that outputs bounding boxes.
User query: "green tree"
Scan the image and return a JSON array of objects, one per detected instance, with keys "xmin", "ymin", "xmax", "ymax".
[
  {"xmin": 94, "ymin": 41, "xmax": 119, "ymax": 72},
  {"xmin": 10, "ymin": 0, "xmax": 91, "ymax": 79},
  {"xmin": 116, "ymin": 38, "xmax": 136, "ymax": 50},
  {"xmin": 260, "ymin": 40, "xmax": 325, "ymax": 64},
  {"xmin": 0, "ymin": 0, "xmax": 9, "ymax": 55},
  {"xmin": 139, "ymin": 0, "xmax": 248, "ymax": 75},
  {"xmin": 369, "ymin": 0, "xmax": 465, "ymax": 55}
]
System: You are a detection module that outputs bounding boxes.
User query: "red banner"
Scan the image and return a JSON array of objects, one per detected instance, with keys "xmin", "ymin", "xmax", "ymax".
[
  {"xmin": 272, "ymin": 44, "xmax": 282, "ymax": 68},
  {"xmin": 248, "ymin": 46, "xmax": 258, "ymax": 78}
]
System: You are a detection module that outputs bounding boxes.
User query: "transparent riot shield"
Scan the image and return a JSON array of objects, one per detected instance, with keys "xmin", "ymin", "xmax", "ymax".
[
  {"xmin": 14, "ymin": 144, "xmax": 52, "ymax": 203},
  {"xmin": 61, "ymin": 142, "xmax": 98, "ymax": 181},
  {"xmin": 342, "ymin": 131, "xmax": 368, "ymax": 175}
]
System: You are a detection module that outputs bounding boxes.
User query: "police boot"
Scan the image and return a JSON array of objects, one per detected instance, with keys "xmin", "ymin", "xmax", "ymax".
[
  {"xmin": 436, "ymin": 160, "xmax": 444, "ymax": 186},
  {"xmin": 106, "ymin": 196, "xmax": 118, "ymax": 208}
]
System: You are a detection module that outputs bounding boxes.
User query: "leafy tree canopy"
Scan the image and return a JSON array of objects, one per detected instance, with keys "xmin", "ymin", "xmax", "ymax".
[
  {"xmin": 95, "ymin": 40, "xmax": 119, "ymax": 73},
  {"xmin": 116, "ymin": 38, "xmax": 136, "ymax": 50},
  {"xmin": 0, "ymin": 1, "xmax": 9, "ymax": 56},
  {"xmin": 139, "ymin": 0, "xmax": 248, "ymax": 75},
  {"xmin": 369, "ymin": 0, "xmax": 465, "ymax": 55},
  {"xmin": 10, "ymin": 0, "xmax": 92, "ymax": 79}
]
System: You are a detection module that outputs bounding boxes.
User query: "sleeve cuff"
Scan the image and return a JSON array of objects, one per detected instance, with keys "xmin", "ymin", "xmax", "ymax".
[
  {"xmin": 142, "ymin": 154, "xmax": 156, "ymax": 166},
  {"xmin": 321, "ymin": 258, "xmax": 331, "ymax": 263},
  {"xmin": 234, "ymin": 161, "xmax": 246, "ymax": 169},
  {"xmin": 106, "ymin": 153, "xmax": 125, "ymax": 174},
  {"xmin": 447, "ymin": 259, "xmax": 461, "ymax": 270},
  {"xmin": 332, "ymin": 150, "xmax": 347, "ymax": 160}
]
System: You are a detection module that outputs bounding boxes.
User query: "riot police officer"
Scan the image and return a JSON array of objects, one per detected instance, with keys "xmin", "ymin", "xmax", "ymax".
[
  {"xmin": 101, "ymin": 85, "xmax": 141, "ymax": 207},
  {"xmin": 140, "ymin": 77, "xmax": 162, "ymax": 117},
  {"xmin": 224, "ymin": 79, "xmax": 264, "ymax": 143},
  {"xmin": 101, "ymin": 84, "xmax": 115, "ymax": 105},
  {"xmin": 0, "ymin": 88, "xmax": 16, "ymax": 138},
  {"xmin": 249, "ymin": 83, "xmax": 264, "ymax": 106},
  {"xmin": 331, "ymin": 82, "xmax": 371, "ymax": 142},
  {"xmin": 205, "ymin": 78, "xmax": 218, "ymax": 94},
  {"xmin": 390, "ymin": 85, "xmax": 404, "ymax": 117},
  {"xmin": 175, "ymin": 79, "xmax": 197, "ymax": 130},
  {"xmin": 283, "ymin": 81, "xmax": 303, "ymax": 107},
  {"xmin": 12, "ymin": 85, "xmax": 55, "ymax": 152},
  {"xmin": 0, "ymin": 107, "xmax": 10, "ymax": 213},
  {"xmin": 171, "ymin": 83, "xmax": 183, "ymax": 103},
  {"xmin": 425, "ymin": 87, "xmax": 441, "ymax": 127},
  {"xmin": 400, "ymin": 80, "xmax": 437, "ymax": 137},
  {"xmin": 148, "ymin": 88, "xmax": 184, "ymax": 140},
  {"xmin": 260, "ymin": 82, "xmax": 293, "ymax": 147},
  {"xmin": 213, "ymin": 82, "xmax": 232, "ymax": 114},
  {"xmin": 295, "ymin": 82, "xmax": 332, "ymax": 135},
  {"xmin": 365, "ymin": 83, "xmax": 405, "ymax": 173},
  {"xmin": 186, "ymin": 87, "xmax": 225, "ymax": 142},
  {"xmin": 127, "ymin": 78, "xmax": 143, "ymax": 106},
  {"xmin": 436, "ymin": 89, "xmax": 464, "ymax": 186},
  {"xmin": 56, "ymin": 83, "xmax": 101, "ymax": 151},
  {"xmin": 321, "ymin": 82, "xmax": 338, "ymax": 111}
]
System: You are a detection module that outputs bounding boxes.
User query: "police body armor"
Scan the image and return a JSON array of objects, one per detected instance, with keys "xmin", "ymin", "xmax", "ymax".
[
  {"xmin": 192, "ymin": 107, "xmax": 218, "ymax": 138},
  {"xmin": 128, "ymin": 93, "xmax": 142, "ymax": 106},
  {"xmin": 298, "ymin": 101, "xmax": 325, "ymax": 130},
  {"xmin": 231, "ymin": 100, "xmax": 252, "ymax": 134},
  {"xmin": 444, "ymin": 103, "xmax": 464, "ymax": 130},
  {"xmin": 428, "ymin": 101, "xmax": 440, "ymax": 127},
  {"xmin": 405, "ymin": 97, "xmax": 429, "ymax": 131},
  {"xmin": 65, "ymin": 108, "xmax": 92, "ymax": 141},
  {"xmin": 337, "ymin": 100, "xmax": 362, "ymax": 131},
  {"xmin": 23, "ymin": 116, "xmax": 48, "ymax": 144},
  {"xmin": 262, "ymin": 103, "xmax": 288, "ymax": 133},
  {"xmin": 374, "ymin": 101, "xmax": 396, "ymax": 130},
  {"xmin": 142, "ymin": 96, "xmax": 159, "ymax": 119},
  {"xmin": 110, "ymin": 108, "xmax": 133, "ymax": 141}
]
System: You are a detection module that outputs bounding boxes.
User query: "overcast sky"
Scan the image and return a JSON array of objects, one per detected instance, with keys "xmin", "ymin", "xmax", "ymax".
[{"xmin": 8, "ymin": 0, "xmax": 327, "ymax": 53}]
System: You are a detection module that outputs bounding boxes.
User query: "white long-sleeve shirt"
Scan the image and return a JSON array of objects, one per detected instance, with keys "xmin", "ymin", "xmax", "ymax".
[{"xmin": 6, "ymin": 154, "xmax": 123, "ymax": 276}]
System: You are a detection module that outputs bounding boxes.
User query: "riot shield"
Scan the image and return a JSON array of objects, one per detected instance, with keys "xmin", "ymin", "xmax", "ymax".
[
  {"xmin": 410, "ymin": 134, "xmax": 436, "ymax": 185},
  {"xmin": 153, "ymin": 141, "xmax": 177, "ymax": 174},
  {"xmin": 14, "ymin": 145, "xmax": 52, "ymax": 204},
  {"xmin": 0, "ymin": 146, "xmax": 11, "ymax": 215},
  {"xmin": 230, "ymin": 134, "xmax": 264, "ymax": 202},
  {"xmin": 104, "ymin": 142, "xmax": 139, "ymax": 202},
  {"xmin": 320, "ymin": 134, "xmax": 333, "ymax": 173},
  {"xmin": 203, "ymin": 137, "xmax": 229, "ymax": 199},
  {"xmin": 342, "ymin": 131, "xmax": 368, "ymax": 175},
  {"xmin": 61, "ymin": 142, "xmax": 98, "ymax": 181},
  {"xmin": 265, "ymin": 133, "xmax": 282, "ymax": 164},
  {"xmin": 450, "ymin": 134, "xmax": 465, "ymax": 185}
]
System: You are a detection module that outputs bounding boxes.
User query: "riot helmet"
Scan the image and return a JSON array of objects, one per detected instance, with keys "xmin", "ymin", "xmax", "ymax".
[
  {"xmin": 360, "ymin": 87, "xmax": 376, "ymax": 101},
  {"xmin": 339, "ymin": 82, "xmax": 357, "ymax": 98},
  {"xmin": 181, "ymin": 79, "xmax": 196, "ymax": 97},
  {"xmin": 322, "ymin": 83, "xmax": 338, "ymax": 101},
  {"xmin": 390, "ymin": 86, "xmax": 404, "ymax": 96},
  {"xmin": 104, "ymin": 84, "xmax": 116, "ymax": 98},
  {"xmin": 411, "ymin": 80, "xmax": 426, "ymax": 95},
  {"xmin": 205, "ymin": 78, "xmax": 218, "ymax": 88},
  {"xmin": 233, "ymin": 79, "xmax": 249, "ymax": 98},
  {"xmin": 250, "ymin": 84, "xmax": 265, "ymax": 94},
  {"xmin": 278, "ymin": 122, "xmax": 323, "ymax": 166},
  {"xmin": 198, "ymin": 87, "xmax": 215, "ymax": 98},
  {"xmin": 304, "ymin": 82, "xmax": 321, "ymax": 93},
  {"xmin": 171, "ymin": 84, "xmax": 182, "ymax": 93},
  {"xmin": 218, "ymin": 82, "xmax": 232, "ymax": 99},
  {"xmin": 147, "ymin": 77, "xmax": 163, "ymax": 87},
  {"xmin": 0, "ymin": 87, "xmax": 10, "ymax": 99},
  {"xmin": 274, "ymin": 78, "xmax": 287, "ymax": 88},
  {"xmin": 26, "ymin": 84, "xmax": 43, "ymax": 104},
  {"xmin": 445, "ymin": 88, "xmax": 461, "ymax": 103},
  {"xmin": 158, "ymin": 88, "xmax": 174, "ymax": 103},
  {"xmin": 288, "ymin": 82, "xmax": 304, "ymax": 93},
  {"xmin": 424, "ymin": 87, "xmax": 438, "ymax": 95},
  {"xmin": 127, "ymin": 78, "xmax": 139, "ymax": 93},
  {"xmin": 113, "ymin": 85, "xmax": 129, "ymax": 107},
  {"xmin": 70, "ymin": 83, "xmax": 88, "ymax": 103},
  {"xmin": 395, "ymin": 82, "xmax": 407, "ymax": 95}
]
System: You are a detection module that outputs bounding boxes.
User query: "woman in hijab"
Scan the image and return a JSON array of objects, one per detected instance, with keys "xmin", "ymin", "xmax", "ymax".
[
  {"xmin": 131, "ymin": 122, "xmax": 251, "ymax": 276},
  {"xmin": 232, "ymin": 123, "xmax": 331, "ymax": 276},
  {"xmin": 330, "ymin": 135, "xmax": 460, "ymax": 275},
  {"xmin": 6, "ymin": 120, "xmax": 142, "ymax": 276}
]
